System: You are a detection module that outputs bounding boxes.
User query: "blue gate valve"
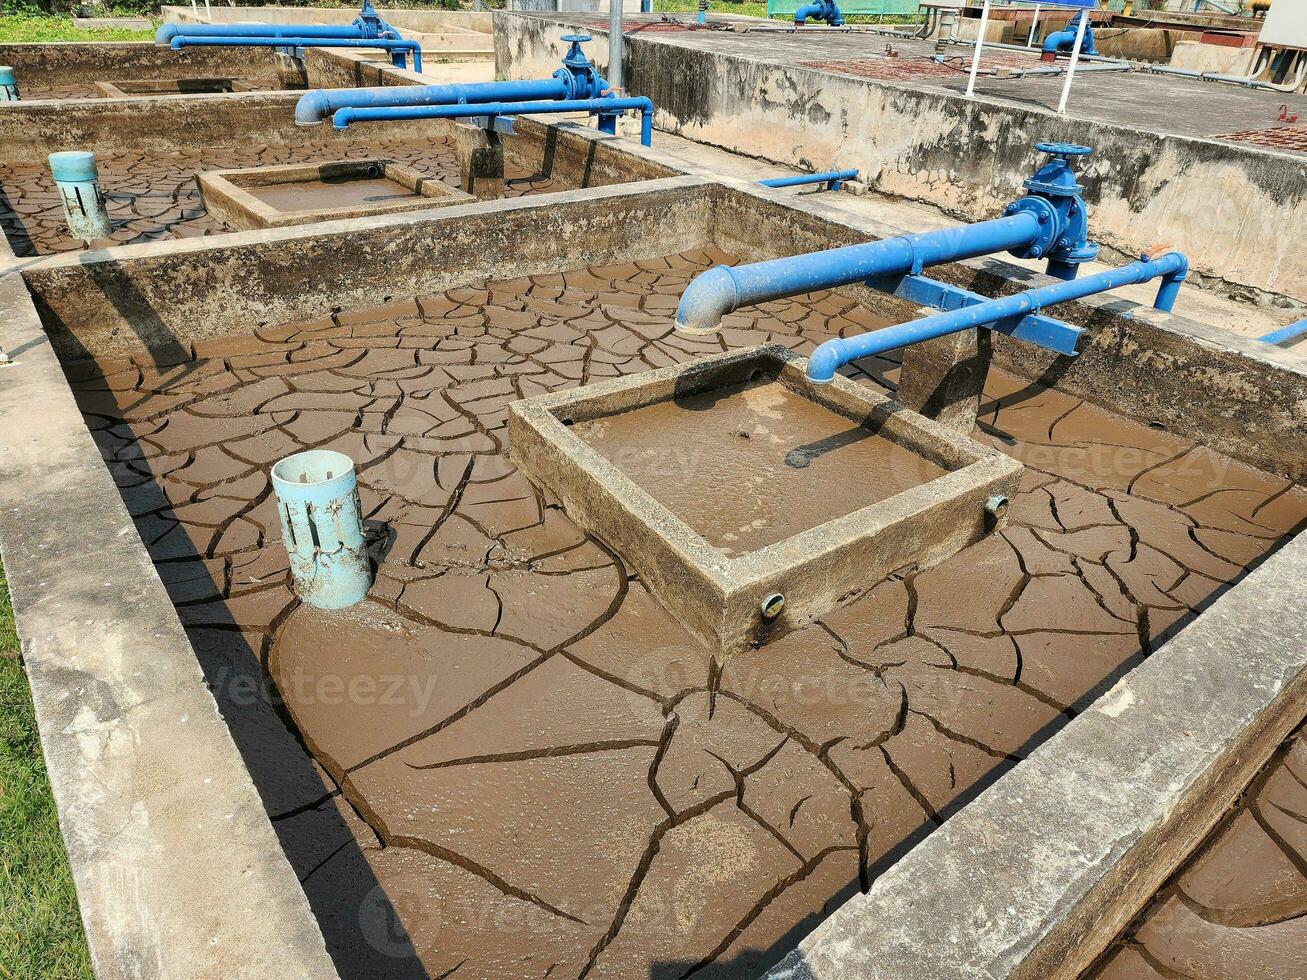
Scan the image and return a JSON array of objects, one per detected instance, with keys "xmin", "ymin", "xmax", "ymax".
[
  {"xmin": 1003, "ymin": 142, "xmax": 1099, "ymax": 281},
  {"xmin": 794, "ymin": 0, "xmax": 844, "ymax": 26},
  {"xmin": 556, "ymin": 34, "xmax": 609, "ymax": 100}
]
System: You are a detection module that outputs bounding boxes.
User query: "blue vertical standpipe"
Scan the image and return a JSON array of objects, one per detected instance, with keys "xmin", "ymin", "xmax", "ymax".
[
  {"xmin": 676, "ymin": 143, "xmax": 1106, "ymax": 336},
  {"xmin": 294, "ymin": 33, "xmax": 609, "ymax": 126},
  {"xmin": 793, "ymin": 0, "xmax": 844, "ymax": 26},
  {"xmin": 1041, "ymin": 9, "xmax": 1097, "ymax": 60},
  {"xmin": 48, "ymin": 151, "xmax": 112, "ymax": 244},
  {"xmin": 272, "ymin": 450, "xmax": 372, "ymax": 609},
  {"xmin": 0, "ymin": 66, "xmax": 18, "ymax": 101}
]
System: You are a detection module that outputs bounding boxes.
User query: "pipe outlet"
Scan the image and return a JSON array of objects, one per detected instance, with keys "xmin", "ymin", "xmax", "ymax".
[
  {"xmin": 673, "ymin": 266, "xmax": 741, "ymax": 335},
  {"xmin": 49, "ymin": 151, "xmax": 110, "ymax": 244}
]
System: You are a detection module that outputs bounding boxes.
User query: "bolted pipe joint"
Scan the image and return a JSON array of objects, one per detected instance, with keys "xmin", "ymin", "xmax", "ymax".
[
  {"xmin": 554, "ymin": 33, "xmax": 608, "ymax": 100},
  {"xmin": 0, "ymin": 66, "xmax": 18, "ymax": 102},
  {"xmin": 1040, "ymin": 9, "xmax": 1097, "ymax": 62},
  {"xmin": 1006, "ymin": 142, "xmax": 1099, "ymax": 279},
  {"xmin": 272, "ymin": 450, "xmax": 373, "ymax": 609},
  {"xmin": 674, "ymin": 266, "xmax": 741, "ymax": 335},
  {"xmin": 48, "ymin": 151, "xmax": 111, "ymax": 244}
]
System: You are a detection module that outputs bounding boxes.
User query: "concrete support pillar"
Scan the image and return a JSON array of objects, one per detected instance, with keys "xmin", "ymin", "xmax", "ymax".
[
  {"xmin": 451, "ymin": 122, "xmax": 504, "ymax": 200},
  {"xmin": 272, "ymin": 51, "xmax": 309, "ymax": 90},
  {"xmin": 896, "ymin": 327, "xmax": 991, "ymax": 434}
]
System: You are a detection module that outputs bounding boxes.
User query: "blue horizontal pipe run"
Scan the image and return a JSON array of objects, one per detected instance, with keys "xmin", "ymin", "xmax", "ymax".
[
  {"xmin": 155, "ymin": 21, "xmax": 382, "ymax": 44},
  {"xmin": 1259, "ymin": 318, "xmax": 1307, "ymax": 346},
  {"xmin": 295, "ymin": 76, "xmax": 574, "ymax": 126},
  {"xmin": 806, "ymin": 252, "xmax": 1189, "ymax": 383},
  {"xmin": 170, "ymin": 35, "xmax": 421, "ymax": 70},
  {"xmin": 759, "ymin": 169, "xmax": 858, "ymax": 191},
  {"xmin": 333, "ymin": 96, "xmax": 655, "ymax": 146},
  {"xmin": 675, "ymin": 212, "xmax": 1042, "ymax": 334}
]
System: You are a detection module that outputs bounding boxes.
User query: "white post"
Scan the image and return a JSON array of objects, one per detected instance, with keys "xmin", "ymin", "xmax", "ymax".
[
  {"xmin": 609, "ymin": 0, "xmax": 623, "ymax": 92},
  {"xmin": 1055, "ymin": 10, "xmax": 1087, "ymax": 114},
  {"xmin": 203, "ymin": 0, "xmax": 211, "ymax": 20},
  {"xmin": 1026, "ymin": 3, "xmax": 1040, "ymax": 46},
  {"xmin": 965, "ymin": 0, "xmax": 991, "ymax": 99}
]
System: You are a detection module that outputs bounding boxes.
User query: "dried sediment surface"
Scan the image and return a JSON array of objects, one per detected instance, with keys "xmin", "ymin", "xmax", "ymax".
[
  {"xmin": 69, "ymin": 249, "xmax": 1307, "ymax": 979},
  {"xmin": 1088, "ymin": 721, "xmax": 1307, "ymax": 980},
  {"xmin": 0, "ymin": 138, "xmax": 566, "ymax": 256}
]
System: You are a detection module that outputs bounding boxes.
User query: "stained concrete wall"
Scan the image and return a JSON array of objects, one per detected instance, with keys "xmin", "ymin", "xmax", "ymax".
[
  {"xmin": 0, "ymin": 41, "xmax": 279, "ymax": 88},
  {"xmin": 0, "ymin": 90, "xmax": 456, "ymax": 164},
  {"xmin": 494, "ymin": 13, "xmax": 1307, "ymax": 305},
  {"xmin": 20, "ymin": 177, "xmax": 712, "ymax": 361}
]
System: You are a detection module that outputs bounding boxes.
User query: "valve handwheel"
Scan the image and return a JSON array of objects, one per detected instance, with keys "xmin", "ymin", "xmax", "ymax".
[
  {"xmin": 561, "ymin": 33, "xmax": 593, "ymax": 43},
  {"xmin": 1035, "ymin": 142, "xmax": 1093, "ymax": 157}
]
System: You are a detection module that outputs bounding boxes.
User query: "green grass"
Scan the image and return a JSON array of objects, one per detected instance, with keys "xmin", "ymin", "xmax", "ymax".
[
  {"xmin": 0, "ymin": 14, "xmax": 158, "ymax": 43},
  {"xmin": 0, "ymin": 562, "xmax": 93, "ymax": 980}
]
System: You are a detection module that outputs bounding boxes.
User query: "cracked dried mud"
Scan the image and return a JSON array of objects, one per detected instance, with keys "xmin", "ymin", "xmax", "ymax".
[{"xmin": 68, "ymin": 249, "xmax": 1307, "ymax": 979}]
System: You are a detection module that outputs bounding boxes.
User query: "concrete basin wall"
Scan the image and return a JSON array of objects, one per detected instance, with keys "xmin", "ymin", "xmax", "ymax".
[
  {"xmin": 160, "ymin": 4, "xmax": 494, "ymax": 33},
  {"xmin": 0, "ymin": 41, "xmax": 281, "ymax": 89},
  {"xmin": 493, "ymin": 13, "xmax": 1307, "ymax": 305}
]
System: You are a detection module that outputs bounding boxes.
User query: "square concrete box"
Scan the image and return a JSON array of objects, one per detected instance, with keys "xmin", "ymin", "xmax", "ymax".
[
  {"xmin": 509, "ymin": 344, "xmax": 1023, "ymax": 656},
  {"xmin": 195, "ymin": 159, "xmax": 474, "ymax": 230}
]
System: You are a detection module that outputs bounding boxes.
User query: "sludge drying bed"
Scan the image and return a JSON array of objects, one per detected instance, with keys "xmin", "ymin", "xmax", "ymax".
[
  {"xmin": 0, "ymin": 138, "xmax": 569, "ymax": 257},
  {"xmin": 62, "ymin": 244, "xmax": 1307, "ymax": 979}
]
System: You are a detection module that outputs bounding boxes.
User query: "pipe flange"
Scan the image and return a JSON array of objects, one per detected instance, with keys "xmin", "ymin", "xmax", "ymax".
[{"xmin": 1004, "ymin": 196, "xmax": 1058, "ymax": 260}]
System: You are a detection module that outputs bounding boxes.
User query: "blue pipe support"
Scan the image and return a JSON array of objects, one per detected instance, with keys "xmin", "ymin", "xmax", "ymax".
[
  {"xmin": 794, "ymin": 0, "xmax": 844, "ymax": 26},
  {"xmin": 272, "ymin": 449, "xmax": 372, "ymax": 609},
  {"xmin": 1042, "ymin": 10, "xmax": 1098, "ymax": 57},
  {"xmin": 0, "ymin": 65, "xmax": 17, "ymax": 101},
  {"xmin": 759, "ymin": 169, "xmax": 858, "ymax": 191},
  {"xmin": 48, "ymin": 151, "xmax": 111, "ymax": 243},
  {"xmin": 333, "ymin": 96, "xmax": 656, "ymax": 146},
  {"xmin": 806, "ymin": 252, "xmax": 1188, "ymax": 383},
  {"xmin": 294, "ymin": 32, "xmax": 606, "ymax": 126},
  {"xmin": 170, "ymin": 35, "xmax": 422, "ymax": 70},
  {"xmin": 675, "ymin": 142, "xmax": 1101, "ymax": 335},
  {"xmin": 1259, "ymin": 318, "xmax": 1307, "ymax": 347}
]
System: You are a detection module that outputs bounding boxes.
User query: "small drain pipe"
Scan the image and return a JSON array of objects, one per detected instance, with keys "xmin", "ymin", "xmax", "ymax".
[
  {"xmin": 0, "ymin": 66, "xmax": 18, "ymax": 101},
  {"xmin": 48, "ymin": 151, "xmax": 111, "ymax": 244},
  {"xmin": 272, "ymin": 450, "xmax": 372, "ymax": 609},
  {"xmin": 168, "ymin": 34, "xmax": 423, "ymax": 71},
  {"xmin": 806, "ymin": 252, "xmax": 1188, "ymax": 383},
  {"xmin": 332, "ymin": 96, "xmax": 656, "ymax": 146},
  {"xmin": 677, "ymin": 142, "xmax": 1101, "ymax": 335},
  {"xmin": 794, "ymin": 0, "xmax": 845, "ymax": 27},
  {"xmin": 294, "ymin": 32, "xmax": 607, "ymax": 126},
  {"xmin": 759, "ymin": 169, "xmax": 858, "ymax": 191}
]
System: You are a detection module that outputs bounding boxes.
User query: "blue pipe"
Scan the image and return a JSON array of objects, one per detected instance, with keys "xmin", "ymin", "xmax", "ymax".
[
  {"xmin": 333, "ymin": 96, "xmax": 656, "ymax": 146},
  {"xmin": 170, "ymin": 35, "xmax": 422, "ymax": 71},
  {"xmin": 1042, "ymin": 10, "xmax": 1097, "ymax": 57},
  {"xmin": 1259, "ymin": 318, "xmax": 1307, "ymax": 347},
  {"xmin": 759, "ymin": 169, "xmax": 858, "ymax": 191},
  {"xmin": 295, "ymin": 32, "xmax": 607, "ymax": 126},
  {"xmin": 806, "ymin": 253, "xmax": 1189, "ymax": 383},
  {"xmin": 676, "ymin": 142, "xmax": 1101, "ymax": 336},
  {"xmin": 297, "ymin": 77, "xmax": 570, "ymax": 126},
  {"xmin": 676, "ymin": 212, "xmax": 1042, "ymax": 335},
  {"xmin": 155, "ymin": 22, "xmax": 376, "ymax": 44},
  {"xmin": 794, "ymin": 0, "xmax": 844, "ymax": 26}
]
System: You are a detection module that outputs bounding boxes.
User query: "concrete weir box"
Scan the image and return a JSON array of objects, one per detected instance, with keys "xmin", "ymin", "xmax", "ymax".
[
  {"xmin": 195, "ymin": 158, "xmax": 474, "ymax": 230},
  {"xmin": 510, "ymin": 343, "xmax": 1023, "ymax": 655}
]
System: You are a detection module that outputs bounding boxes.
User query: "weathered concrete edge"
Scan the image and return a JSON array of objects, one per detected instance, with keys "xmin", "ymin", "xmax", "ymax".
[
  {"xmin": 763, "ymin": 530, "xmax": 1307, "ymax": 980},
  {"xmin": 0, "ymin": 270, "xmax": 339, "ymax": 979}
]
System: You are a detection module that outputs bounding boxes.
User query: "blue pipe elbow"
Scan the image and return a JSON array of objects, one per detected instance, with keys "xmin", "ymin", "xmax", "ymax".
[
  {"xmin": 674, "ymin": 266, "xmax": 741, "ymax": 335},
  {"xmin": 806, "ymin": 339, "xmax": 846, "ymax": 384},
  {"xmin": 1042, "ymin": 12, "xmax": 1097, "ymax": 56}
]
